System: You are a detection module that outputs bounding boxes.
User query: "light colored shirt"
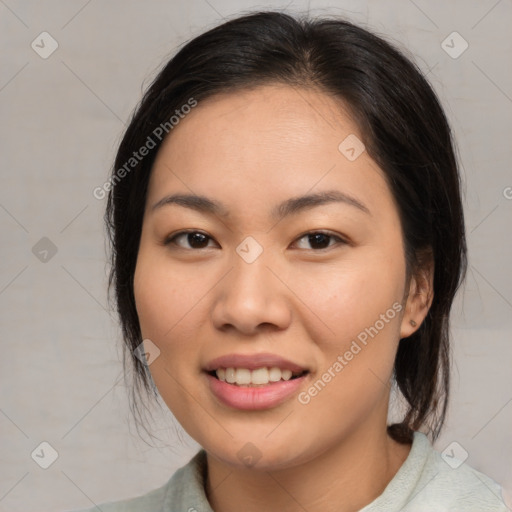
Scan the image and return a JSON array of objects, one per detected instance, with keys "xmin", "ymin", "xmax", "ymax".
[{"xmin": 72, "ymin": 432, "xmax": 508, "ymax": 511}]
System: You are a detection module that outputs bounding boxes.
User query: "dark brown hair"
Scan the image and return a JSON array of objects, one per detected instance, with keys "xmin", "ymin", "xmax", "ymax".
[{"xmin": 105, "ymin": 11, "xmax": 467, "ymax": 443}]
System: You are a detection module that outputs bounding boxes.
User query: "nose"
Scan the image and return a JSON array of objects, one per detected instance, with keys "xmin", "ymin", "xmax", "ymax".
[{"xmin": 211, "ymin": 252, "xmax": 292, "ymax": 336}]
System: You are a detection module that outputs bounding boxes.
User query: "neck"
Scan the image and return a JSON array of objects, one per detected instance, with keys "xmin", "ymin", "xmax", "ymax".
[{"xmin": 205, "ymin": 424, "xmax": 411, "ymax": 512}]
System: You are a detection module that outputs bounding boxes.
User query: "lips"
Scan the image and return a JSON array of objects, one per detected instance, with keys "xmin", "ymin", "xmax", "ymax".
[
  {"xmin": 203, "ymin": 352, "xmax": 308, "ymax": 374},
  {"xmin": 203, "ymin": 353, "xmax": 310, "ymax": 410},
  {"xmin": 205, "ymin": 371, "xmax": 309, "ymax": 410}
]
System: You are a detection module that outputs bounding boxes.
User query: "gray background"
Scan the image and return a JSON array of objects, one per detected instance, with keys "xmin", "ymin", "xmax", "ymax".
[{"xmin": 0, "ymin": 0, "xmax": 511, "ymax": 510}]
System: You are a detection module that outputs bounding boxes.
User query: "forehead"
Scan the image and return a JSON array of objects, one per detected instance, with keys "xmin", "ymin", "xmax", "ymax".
[
  {"xmin": 147, "ymin": 84, "xmax": 393, "ymax": 218},
  {"xmin": 161, "ymin": 84, "xmax": 356, "ymax": 156}
]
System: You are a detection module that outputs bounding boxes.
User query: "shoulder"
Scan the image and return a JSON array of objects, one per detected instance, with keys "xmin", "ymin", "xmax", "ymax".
[
  {"xmin": 363, "ymin": 431, "xmax": 508, "ymax": 512},
  {"xmin": 416, "ymin": 436, "xmax": 507, "ymax": 511},
  {"xmin": 67, "ymin": 449, "xmax": 211, "ymax": 512}
]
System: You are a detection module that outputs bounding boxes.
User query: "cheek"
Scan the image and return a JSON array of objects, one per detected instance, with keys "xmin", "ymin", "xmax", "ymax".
[
  {"xmin": 134, "ymin": 264, "xmax": 173, "ymax": 340},
  {"xmin": 134, "ymin": 250, "xmax": 205, "ymax": 341},
  {"xmin": 133, "ymin": 254, "xmax": 208, "ymax": 424},
  {"xmin": 292, "ymin": 264, "xmax": 404, "ymax": 427},
  {"xmin": 289, "ymin": 250, "xmax": 405, "ymax": 344},
  {"xmin": 133, "ymin": 249, "xmax": 217, "ymax": 411},
  {"xmin": 290, "ymin": 253, "xmax": 405, "ymax": 410}
]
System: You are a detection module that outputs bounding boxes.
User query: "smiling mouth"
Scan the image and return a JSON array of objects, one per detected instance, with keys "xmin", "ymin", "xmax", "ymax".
[{"xmin": 207, "ymin": 367, "xmax": 309, "ymax": 387}]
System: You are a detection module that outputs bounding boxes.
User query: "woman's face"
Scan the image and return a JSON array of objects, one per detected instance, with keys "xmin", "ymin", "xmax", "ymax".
[{"xmin": 134, "ymin": 84, "xmax": 419, "ymax": 469}]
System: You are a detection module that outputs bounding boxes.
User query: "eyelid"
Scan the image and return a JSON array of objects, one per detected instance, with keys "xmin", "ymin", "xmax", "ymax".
[
  {"xmin": 291, "ymin": 230, "xmax": 349, "ymax": 250},
  {"xmin": 164, "ymin": 229, "xmax": 218, "ymax": 248},
  {"xmin": 164, "ymin": 229, "xmax": 349, "ymax": 250}
]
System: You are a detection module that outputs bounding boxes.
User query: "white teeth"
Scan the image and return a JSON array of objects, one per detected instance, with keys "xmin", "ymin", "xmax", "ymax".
[
  {"xmin": 269, "ymin": 367, "xmax": 282, "ymax": 382},
  {"xmin": 251, "ymin": 367, "xmax": 269, "ymax": 384},
  {"xmin": 225, "ymin": 367, "xmax": 236, "ymax": 384},
  {"xmin": 214, "ymin": 366, "xmax": 301, "ymax": 386},
  {"xmin": 235, "ymin": 368, "xmax": 251, "ymax": 385},
  {"xmin": 281, "ymin": 369, "xmax": 293, "ymax": 381}
]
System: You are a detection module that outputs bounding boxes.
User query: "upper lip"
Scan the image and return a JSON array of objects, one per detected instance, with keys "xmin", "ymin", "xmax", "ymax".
[{"xmin": 204, "ymin": 352, "xmax": 308, "ymax": 373}]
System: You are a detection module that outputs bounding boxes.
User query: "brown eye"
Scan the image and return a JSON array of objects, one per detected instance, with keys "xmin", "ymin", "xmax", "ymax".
[
  {"xmin": 166, "ymin": 231, "xmax": 216, "ymax": 249},
  {"xmin": 294, "ymin": 231, "xmax": 345, "ymax": 250}
]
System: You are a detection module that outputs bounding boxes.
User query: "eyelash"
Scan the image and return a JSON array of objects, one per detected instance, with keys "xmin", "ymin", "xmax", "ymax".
[{"xmin": 164, "ymin": 230, "xmax": 348, "ymax": 251}]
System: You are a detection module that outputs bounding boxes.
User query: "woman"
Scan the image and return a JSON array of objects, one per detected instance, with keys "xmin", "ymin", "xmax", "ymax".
[{"xmin": 77, "ymin": 10, "xmax": 508, "ymax": 512}]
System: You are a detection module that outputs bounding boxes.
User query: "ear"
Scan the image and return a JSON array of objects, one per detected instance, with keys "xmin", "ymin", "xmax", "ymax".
[{"xmin": 400, "ymin": 250, "xmax": 434, "ymax": 339}]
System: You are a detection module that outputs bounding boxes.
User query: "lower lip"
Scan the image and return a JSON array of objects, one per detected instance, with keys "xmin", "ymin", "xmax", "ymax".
[{"xmin": 205, "ymin": 372, "xmax": 308, "ymax": 410}]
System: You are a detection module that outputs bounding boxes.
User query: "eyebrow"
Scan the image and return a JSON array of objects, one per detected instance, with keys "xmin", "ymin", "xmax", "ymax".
[{"xmin": 150, "ymin": 190, "xmax": 371, "ymax": 218}]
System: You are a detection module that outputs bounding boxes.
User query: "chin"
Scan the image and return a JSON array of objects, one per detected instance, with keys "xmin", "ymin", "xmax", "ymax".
[{"xmin": 205, "ymin": 437, "xmax": 313, "ymax": 472}]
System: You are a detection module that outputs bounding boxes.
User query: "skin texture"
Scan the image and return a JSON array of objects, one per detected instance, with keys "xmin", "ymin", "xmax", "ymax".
[{"xmin": 133, "ymin": 84, "xmax": 433, "ymax": 512}]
